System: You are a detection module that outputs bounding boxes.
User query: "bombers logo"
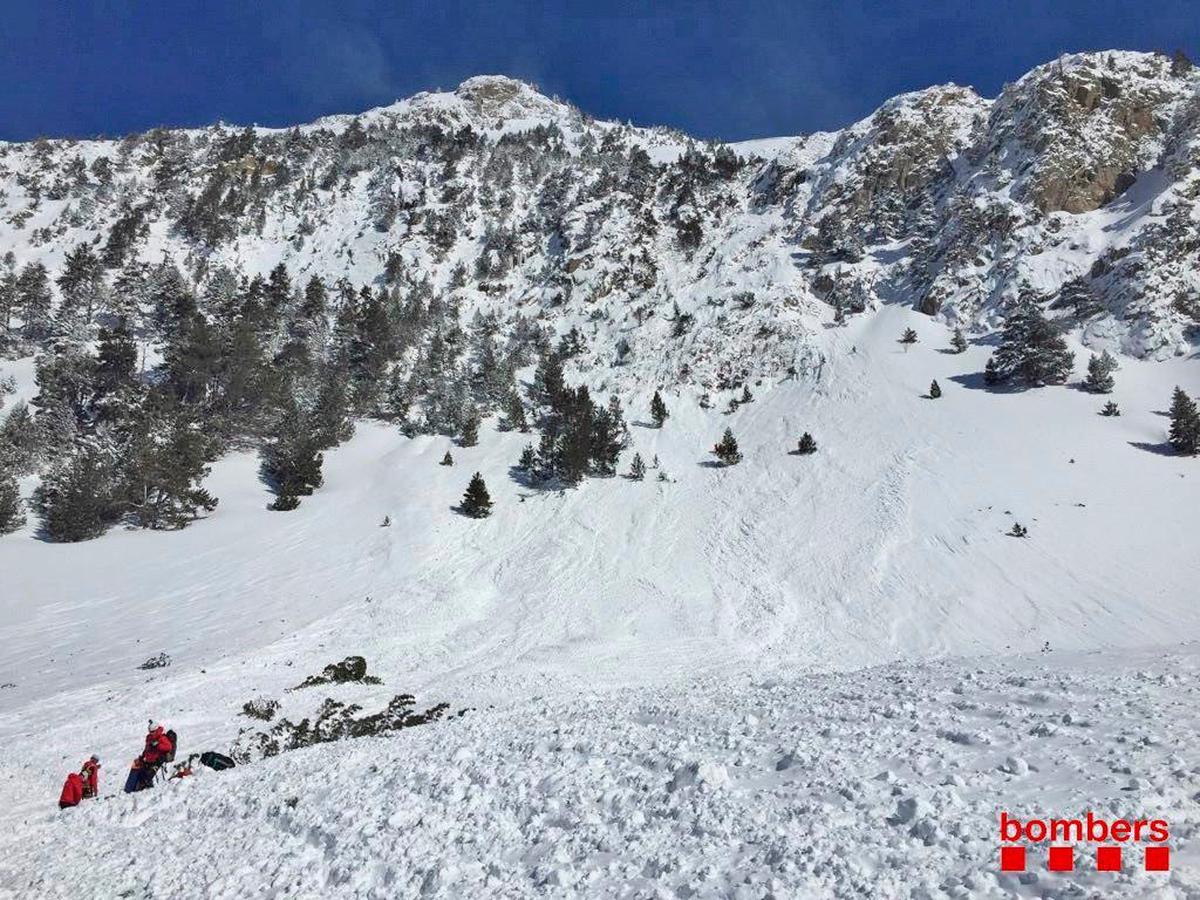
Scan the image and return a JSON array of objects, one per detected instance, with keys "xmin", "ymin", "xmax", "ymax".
[{"xmin": 999, "ymin": 812, "xmax": 1170, "ymax": 873}]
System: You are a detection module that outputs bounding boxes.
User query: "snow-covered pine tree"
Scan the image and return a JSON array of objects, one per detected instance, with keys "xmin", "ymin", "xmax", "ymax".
[
  {"xmin": 929, "ymin": 380, "xmax": 942, "ymax": 399},
  {"xmin": 1101, "ymin": 400, "xmax": 1120, "ymax": 417},
  {"xmin": 985, "ymin": 300, "xmax": 1074, "ymax": 387},
  {"xmin": 949, "ymin": 327, "xmax": 967, "ymax": 354},
  {"xmin": 441, "ymin": 451, "xmax": 454, "ymax": 466},
  {"xmin": 0, "ymin": 401, "xmax": 40, "ymax": 474},
  {"xmin": 650, "ymin": 390, "xmax": 669, "ymax": 428},
  {"xmin": 0, "ymin": 465, "xmax": 24, "ymax": 534},
  {"xmin": 17, "ymin": 262, "xmax": 53, "ymax": 342},
  {"xmin": 1084, "ymin": 351, "xmax": 1117, "ymax": 393},
  {"xmin": 740, "ymin": 385, "xmax": 754, "ymax": 404},
  {"xmin": 796, "ymin": 432, "xmax": 817, "ymax": 455},
  {"xmin": 629, "ymin": 452, "xmax": 646, "ymax": 480},
  {"xmin": 1168, "ymin": 386, "xmax": 1200, "ymax": 454},
  {"xmin": 712, "ymin": 427, "xmax": 742, "ymax": 465},
  {"xmin": 55, "ymin": 243, "xmax": 105, "ymax": 338},
  {"xmin": 459, "ymin": 472, "xmax": 493, "ymax": 518},
  {"xmin": 899, "ymin": 327, "xmax": 918, "ymax": 349}
]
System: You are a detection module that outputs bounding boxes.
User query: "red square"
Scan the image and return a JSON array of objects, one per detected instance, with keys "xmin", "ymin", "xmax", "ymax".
[
  {"xmin": 1096, "ymin": 846, "xmax": 1122, "ymax": 871},
  {"xmin": 1000, "ymin": 846, "xmax": 1026, "ymax": 872},
  {"xmin": 1048, "ymin": 846, "xmax": 1074, "ymax": 872},
  {"xmin": 1145, "ymin": 846, "xmax": 1170, "ymax": 871}
]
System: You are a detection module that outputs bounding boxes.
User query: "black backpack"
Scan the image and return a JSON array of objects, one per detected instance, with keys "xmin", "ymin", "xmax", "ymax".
[
  {"xmin": 199, "ymin": 751, "xmax": 236, "ymax": 771},
  {"xmin": 165, "ymin": 729, "xmax": 177, "ymax": 763}
]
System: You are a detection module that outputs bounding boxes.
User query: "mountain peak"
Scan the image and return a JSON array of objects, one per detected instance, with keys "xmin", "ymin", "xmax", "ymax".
[{"xmin": 450, "ymin": 74, "xmax": 568, "ymax": 122}]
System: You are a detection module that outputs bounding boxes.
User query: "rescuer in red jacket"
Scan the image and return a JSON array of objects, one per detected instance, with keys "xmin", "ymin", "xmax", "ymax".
[
  {"xmin": 142, "ymin": 723, "xmax": 174, "ymax": 766},
  {"xmin": 80, "ymin": 755, "xmax": 100, "ymax": 798}
]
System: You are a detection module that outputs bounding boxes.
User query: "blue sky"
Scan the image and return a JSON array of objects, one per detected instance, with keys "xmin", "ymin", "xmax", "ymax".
[{"xmin": 1, "ymin": 1, "xmax": 1197, "ymax": 141}]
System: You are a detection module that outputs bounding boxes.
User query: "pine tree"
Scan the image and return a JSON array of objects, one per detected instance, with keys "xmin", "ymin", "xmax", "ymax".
[
  {"xmin": 740, "ymin": 385, "xmax": 754, "ymax": 404},
  {"xmin": 56, "ymin": 243, "xmax": 105, "ymax": 335},
  {"xmin": 534, "ymin": 430, "xmax": 558, "ymax": 482},
  {"xmin": 1008, "ymin": 522, "xmax": 1028, "ymax": 538},
  {"xmin": 796, "ymin": 432, "xmax": 817, "ymax": 455},
  {"xmin": 589, "ymin": 404, "xmax": 623, "ymax": 477},
  {"xmin": 650, "ymin": 390, "xmax": 669, "ymax": 428},
  {"xmin": 94, "ymin": 318, "xmax": 138, "ymax": 398},
  {"xmin": 501, "ymin": 392, "xmax": 528, "ymax": 432},
  {"xmin": 459, "ymin": 472, "xmax": 493, "ymax": 518},
  {"xmin": 606, "ymin": 395, "xmax": 630, "ymax": 449},
  {"xmin": 0, "ymin": 401, "xmax": 40, "ymax": 474},
  {"xmin": 629, "ymin": 452, "xmax": 646, "ymax": 481},
  {"xmin": 1084, "ymin": 351, "xmax": 1117, "ymax": 394},
  {"xmin": 517, "ymin": 443, "xmax": 536, "ymax": 473},
  {"xmin": 0, "ymin": 466, "xmax": 24, "ymax": 534},
  {"xmin": 929, "ymin": 380, "xmax": 942, "ymax": 399},
  {"xmin": 122, "ymin": 402, "xmax": 218, "ymax": 529},
  {"xmin": 262, "ymin": 404, "xmax": 325, "ymax": 510},
  {"xmin": 985, "ymin": 301, "xmax": 1074, "ymax": 387},
  {"xmin": 459, "ymin": 409, "xmax": 480, "ymax": 447},
  {"xmin": 712, "ymin": 427, "xmax": 742, "ymax": 465},
  {"xmin": 950, "ymin": 327, "xmax": 968, "ymax": 354},
  {"xmin": 899, "ymin": 327, "xmax": 918, "ymax": 349},
  {"xmin": 1100, "ymin": 400, "xmax": 1120, "ymax": 417},
  {"xmin": 1168, "ymin": 386, "xmax": 1200, "ymax": 455},
  {"xmin": 531, "ymin": 352, "xmax": 566, "ymax": 413},
  {"xmin": 557, "ymin": 387, "xmax": 595, "ymax": 484},
  {"xmin": 34, "ymin": 443, "xmax": 124, "ymax": 541},
  {"xmin": 441, "ymin": 451, "xmax": 454, "ymax": 466},
  {"xmin": 17, "ymin": 262, "xmax": 53, "ymax": 342}
]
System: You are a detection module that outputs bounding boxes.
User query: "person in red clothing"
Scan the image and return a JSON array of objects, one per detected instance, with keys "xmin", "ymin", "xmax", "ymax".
[
  {"xmin": 58, "ymin": 772, "xmax": 83, "ymax": 809},
  {"xmin": 135, "ymin": 722, "xmax": 175, "ymax": 789},
  {"xmin": 80, "ymin": 755, "xmax": 101, "ymax": 799},
  {"xmin": 142, "ymin": 723, "xmax": 173, "ymax": 765}
]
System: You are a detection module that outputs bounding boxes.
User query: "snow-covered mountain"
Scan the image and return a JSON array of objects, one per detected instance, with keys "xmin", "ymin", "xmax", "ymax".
[
  {"xmin": 1, "ymin": 50, "xmax": 1199, "ymax": 898},
  {"xmin": 0, "ymin": 49, "xmax": 1197, "ymax": 390}
]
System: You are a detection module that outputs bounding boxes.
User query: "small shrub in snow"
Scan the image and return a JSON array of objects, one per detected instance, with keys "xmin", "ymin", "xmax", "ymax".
[
  {"xmin": 138, "ymin": 652, "xmax": 171, "ymax": 670},
  {"xmin": 629, "ymin": 452, "xmax": 646, "ymax": 480},
  {"xmin": 233, "ymin": 693, "xmax": 451, "ymax": 762},
  {"xmin": 929, "ymin": 380, "xmax": 942, "ymax": 399},
  {"xmin": 1100, "ymin": 401, "xmax": 1120, "ymax": 417},
  {"xmin": 1008, "ymin": 522, "xmax": 1028, "ymax": 538},
  {"xmin": 796, "ymin": 433, "xmax": 818, "ymax": 455},
  {"xmin": 899, "ymin": 328, "xmax": 918, "ymax": 349},
  {"xmin": 294, "ymin": 655, "xmax": 382, "ymax": 689},
  {"xmin": 241, "ymin": 698, "xmax": 281, "ymax": 721}
]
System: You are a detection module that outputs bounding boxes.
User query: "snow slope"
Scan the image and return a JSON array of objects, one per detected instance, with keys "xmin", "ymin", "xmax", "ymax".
[
  {"xmin": 0, "ymin": 305, "xmax": 1198, "ymax": 895},
  {"xmin": 3, "ymin": 646, "xmax": 1199, "ymax": 898}
]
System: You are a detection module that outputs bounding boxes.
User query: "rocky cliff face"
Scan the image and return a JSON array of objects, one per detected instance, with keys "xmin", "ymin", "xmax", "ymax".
[{"xmin": 0, "ymin": 50, "xmax": 1196, "ymax": 389}]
